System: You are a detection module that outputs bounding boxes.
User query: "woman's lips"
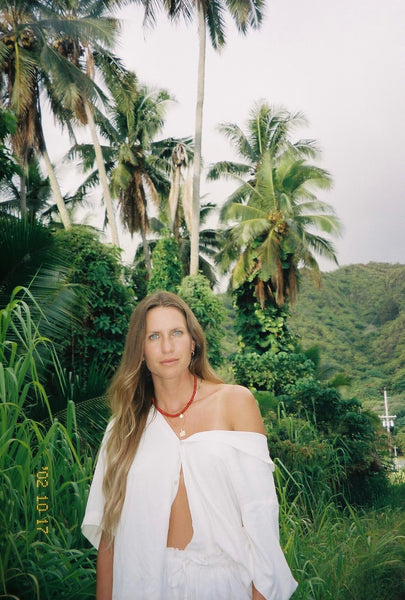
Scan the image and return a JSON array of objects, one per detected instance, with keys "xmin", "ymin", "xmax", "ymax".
[{"xmin": 160, "ymin": 358, "xmax": 178, "ymax": 365}]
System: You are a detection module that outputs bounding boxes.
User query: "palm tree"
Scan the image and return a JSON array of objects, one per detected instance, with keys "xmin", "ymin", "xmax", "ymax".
[
  {"xmin": 168, "ymin": 141, "xmax": 190, "ymax": 231},
  {"xmin": 139, "ymin": 0, "xmax": 264, "ymax": 275},
  {"xmin": 1, "ymin": 154, "xmax": 51, "ymax": 219},
  {"xmin": 0, "ymin": 152, "xmax": 85, "ymax": 224},
  {"xmin": 0, "ymin": 0, "xmax": 71, "ymax": 226},
  {"xmin": 46, "ymin": 0, "xmax": 132, "ymax": 246},
  {"xmin": 209, "ymin": 103, "xmax": 342, "ymax": 306},
  {"xmin": 110, "ymin": 85, "xmax": 174, "ymax": 270},
  {"xmin": 68, "ymin": 82, "xmax": 193, "ymax": 271},
  {"xmin": 207, "ymin": 102, "xmax": 319, "ymax": 202},
  {"xmin": 221, "ymin": 149, "xmax": 341, "ymax": 305},
  {"xmin": 0, "ymin": 0, "xmax": 116, "ymax": 227}
]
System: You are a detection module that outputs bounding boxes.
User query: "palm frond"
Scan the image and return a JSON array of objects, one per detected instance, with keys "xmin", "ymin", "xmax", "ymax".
[
  {"xmin": 35, "ymin": 17, "xmax": 118, "ymax": 48},
  {"xmin": 219, "ymin": 181, "xmax": 255, "ymax": 219},
  {"xmin": 205, "ymin": 0, "xmax": 226, "ymax": 49},
  {"xmin": 39, "ymin": 44, "xmax": 107, "ymax": 107},
  {"xmin": 217, "ymin": 121, "xmax": 254, "ymax": 161},
  {"xmin": 206, "ymin": 160, "xmax": 250, "ymax": 181}
]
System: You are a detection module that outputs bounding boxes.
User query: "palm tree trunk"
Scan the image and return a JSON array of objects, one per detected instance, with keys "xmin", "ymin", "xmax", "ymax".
[
  {"xmin": 141, "ymin": 230, "xmax": 152, "ymax": 274},
  {"xmin": 168, "ymin": 166, "xmax": 181, "ymax": 232},
  {"xmin": 41, "ymin": 148, "xmax": 71, "ymax": 229},
  {"xmin": 19, "ymin": 171, "xmax": 27, "ymax": 217},
  {"xmin": 190, "ymin": 2, "xmax": 206, "ymax": 276},
  {"xmin": 84, "ymin": 100, "xmax": 120, "ymax": 247}
]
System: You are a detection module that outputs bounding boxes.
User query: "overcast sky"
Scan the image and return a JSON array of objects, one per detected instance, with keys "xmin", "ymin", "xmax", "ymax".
[{"xmin": 47, "ymin": 0, "xmax": 405, "ymax": 271}]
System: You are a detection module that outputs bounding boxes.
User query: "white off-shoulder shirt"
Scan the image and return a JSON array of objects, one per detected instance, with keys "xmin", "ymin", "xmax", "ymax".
[{"xmin": 81, "ymin": 408, "xmax": 297, "ymax": 600}]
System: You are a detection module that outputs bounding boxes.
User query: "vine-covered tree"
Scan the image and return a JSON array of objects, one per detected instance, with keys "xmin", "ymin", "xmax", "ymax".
[{"xmin": 147, "ymin": 234, "xmax": 184, "ymax": 294}]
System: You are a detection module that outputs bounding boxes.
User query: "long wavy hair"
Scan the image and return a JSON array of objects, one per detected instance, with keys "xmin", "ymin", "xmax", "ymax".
[{"xmin": 101, "ymin": 290, "xmax": 222, "ymax": 545}]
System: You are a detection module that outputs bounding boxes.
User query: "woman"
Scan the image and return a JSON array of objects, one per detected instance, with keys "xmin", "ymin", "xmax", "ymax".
[{"xmin": 82, "ymin": 291, "xmax": 297, "ymax": 600}]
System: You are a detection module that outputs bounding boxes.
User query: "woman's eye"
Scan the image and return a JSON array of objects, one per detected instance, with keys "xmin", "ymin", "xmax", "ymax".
[
  {"xmin": 172, "ymin": 330, "xmax": 183, "ymax": 336},
  {"xmin": 149, "ymin": 333, "xmax": 159, "ymax": 340}
]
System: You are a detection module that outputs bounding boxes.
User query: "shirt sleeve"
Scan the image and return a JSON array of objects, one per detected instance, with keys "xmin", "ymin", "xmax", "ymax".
[
  {"xmin": 230, "ymin": 438, "xmax": 298, "ymax": 600},
  {"xmin": 81, "ymin": 420, "xmax": 114, "ymax": 549}
]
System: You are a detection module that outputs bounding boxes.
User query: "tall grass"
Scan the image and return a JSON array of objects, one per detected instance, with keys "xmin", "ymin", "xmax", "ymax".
[
  {"xmin": 275, "ymin": 441, "xmax": 405, "ymax": 599},
  {"xmin": 0, "ymin": 290, "xmax": 97, "ymax": 599}
]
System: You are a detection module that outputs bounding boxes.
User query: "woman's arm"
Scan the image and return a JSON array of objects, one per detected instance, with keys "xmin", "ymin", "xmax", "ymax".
[
  {"xmin": 96, "ymin": 532, "xmax": 114, "ymax": 600},
  {"xmin": 231, "ymin": 387, "xmax": 267, "ymax": 600}
]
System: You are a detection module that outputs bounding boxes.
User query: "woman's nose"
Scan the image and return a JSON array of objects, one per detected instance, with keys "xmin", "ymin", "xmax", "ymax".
[{"xmin": 161, "ymin": 335, "xmax": 173, "ymax": 353}]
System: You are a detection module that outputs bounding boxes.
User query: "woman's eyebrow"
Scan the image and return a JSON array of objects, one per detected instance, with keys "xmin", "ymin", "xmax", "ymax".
[{"xmin": 146, "ymin": 326, "xmax": 184, "ymax": 334}]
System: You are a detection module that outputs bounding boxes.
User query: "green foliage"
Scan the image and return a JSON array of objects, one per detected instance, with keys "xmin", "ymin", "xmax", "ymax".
[
  {"xmin": 177, "ymin": 275, "xmax": 226, "ymax": 368},
  {"xmin": 233, "ymin": 280, "xmax": 296, "ymax": 354},
  {"xmin": 0, "ymin": 215, "xmax": 87, "ymax": 416},
  {"xmin": 147, "ymin": 234, "xmax": 184, "ymax": 294},
  {"xmin": 233, "ymin": 350, "xmax": 315, "ymax": 392},
  {"xmin": 0, "ymin": 215, "xmax": 70, "ymax": 309},
  {"xmin": 54, "ymin": 227, "xmax": 134, "ymax": 392},
  {"xmin": 0, "ymin": 290, "xmax": 97, "ymax": 599},
  {"xmin": 278, "ymin": 380, "xmax": 389, "ymax": 505},
  {"xmin": 0, "ymin": 108, "xmax": 19, "ymax": 184},
  {"xmin": 289, "ymin": 262, "xmax": 405, "ymax": 451},
  {"xmin": 290, "ymin": 263, "xmax": 405, "ymax": 400}
]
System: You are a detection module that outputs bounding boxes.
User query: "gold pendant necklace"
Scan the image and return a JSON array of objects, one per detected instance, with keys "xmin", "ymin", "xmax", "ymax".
[
  {"xmin": 179, "ymin": 413, "xmax": 186, "ymax": 438},
  {"xmin": 178, "ymin": 378, "xmax": 201, "ymax": 439}
]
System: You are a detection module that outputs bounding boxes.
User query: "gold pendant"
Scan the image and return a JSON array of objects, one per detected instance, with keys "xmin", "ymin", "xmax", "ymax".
[{"xmin": 179, "ymin": 413, "xmax": 185, "ymax": 438}]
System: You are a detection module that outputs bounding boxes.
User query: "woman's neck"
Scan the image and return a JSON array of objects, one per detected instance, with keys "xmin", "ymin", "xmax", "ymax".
[{"xmin": 152, "ymin": 371, "xmax": 196, "ymax": 413}]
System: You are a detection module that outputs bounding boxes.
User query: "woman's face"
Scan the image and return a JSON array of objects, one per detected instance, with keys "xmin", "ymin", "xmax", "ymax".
[{"xmin": 143, "ymin": 306, "xmax": 195, "ymax": 381}]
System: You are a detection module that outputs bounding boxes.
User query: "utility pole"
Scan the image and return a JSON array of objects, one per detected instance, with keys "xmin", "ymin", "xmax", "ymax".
[{"xmin": 379, "ymin": 388, "xmax": 396, "ymax": 454}]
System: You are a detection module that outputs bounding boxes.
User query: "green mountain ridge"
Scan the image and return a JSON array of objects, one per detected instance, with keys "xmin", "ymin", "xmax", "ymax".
[{"xmin": 289, "ymin": 262, "xmax": 405, "ymax": 424}]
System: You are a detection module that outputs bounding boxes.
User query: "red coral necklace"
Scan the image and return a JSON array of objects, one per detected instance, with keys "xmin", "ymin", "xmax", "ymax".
[{"xmin": 152, "ymin": 374, "xmax": 198, "ymax": 419}]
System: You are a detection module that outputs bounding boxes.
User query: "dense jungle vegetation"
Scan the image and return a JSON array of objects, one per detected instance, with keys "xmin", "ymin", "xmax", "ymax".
[{"xmin": 1, "ymin": 244, "xmax": 404, "ymax": 599}]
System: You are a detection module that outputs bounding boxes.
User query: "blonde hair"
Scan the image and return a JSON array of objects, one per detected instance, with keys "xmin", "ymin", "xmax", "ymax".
[{"xmin": 101, "ymin": 290, "xmax": 222, "ymax": 545}]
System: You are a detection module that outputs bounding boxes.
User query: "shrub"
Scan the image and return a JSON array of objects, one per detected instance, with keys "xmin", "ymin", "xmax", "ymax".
[
  {"xmin": 54, "ymin": 227, "xmax": 134, "ymax": 389},
  {"xmin": 233, "ymin": 351, "xmax": 315, "ymax": 392}
]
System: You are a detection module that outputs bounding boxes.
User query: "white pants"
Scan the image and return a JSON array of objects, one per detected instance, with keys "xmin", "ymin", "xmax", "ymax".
[{"xmin": 162, "ymin": 546, "xmax": 252, "ymax": 600}]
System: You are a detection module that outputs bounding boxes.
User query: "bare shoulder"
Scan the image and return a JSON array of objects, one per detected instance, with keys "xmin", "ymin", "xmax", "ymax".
[{"xmin": 218, "ymin": 384, "xmax": 266, "ymax": 435}]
